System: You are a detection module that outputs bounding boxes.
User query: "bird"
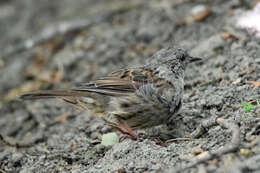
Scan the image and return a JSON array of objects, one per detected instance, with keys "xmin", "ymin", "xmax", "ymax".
[{"xmin": 20, "ymin": 47, "xmax": 201, "ymax": 139}]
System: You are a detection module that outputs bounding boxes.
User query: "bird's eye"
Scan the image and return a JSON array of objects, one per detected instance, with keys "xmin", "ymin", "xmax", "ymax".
[{"xmin": 180, "ymin": 54, "xmax": 185, "ymax": 61}]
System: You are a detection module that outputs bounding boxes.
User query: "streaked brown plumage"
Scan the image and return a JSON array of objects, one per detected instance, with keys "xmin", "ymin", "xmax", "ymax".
[{"xmin": 20, "ymin": 48, "xmax": 201, "ymax": 139}]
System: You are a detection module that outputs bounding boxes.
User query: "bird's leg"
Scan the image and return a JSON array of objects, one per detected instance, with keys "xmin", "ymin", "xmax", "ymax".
[
  {"xmin": 106, "ymin": 124, "xmax": 129, "ymax": 135},
  {"xmin": 116, "ymin": 120, "xmax": 138, "ymax": 140},
  {"xmin": 106, "ymin": 120, "xmax": 138, "ymax": 140}
]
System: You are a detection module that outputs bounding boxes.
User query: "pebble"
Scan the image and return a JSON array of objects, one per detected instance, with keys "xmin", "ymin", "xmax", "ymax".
[{"xmin": 191, "ymin": 5, "xmax": 208, "ymax": 16}]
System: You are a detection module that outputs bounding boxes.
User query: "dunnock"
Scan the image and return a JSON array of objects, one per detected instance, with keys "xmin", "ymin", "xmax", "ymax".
[{"xmin": 20, "ymin": 48, "xmax": 201, "ymax": 139}]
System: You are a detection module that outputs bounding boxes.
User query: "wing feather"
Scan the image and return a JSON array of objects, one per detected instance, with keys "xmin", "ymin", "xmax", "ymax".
[{"xmin": 74, "ymin": 68, "xmax": 155, "ymax": 96}]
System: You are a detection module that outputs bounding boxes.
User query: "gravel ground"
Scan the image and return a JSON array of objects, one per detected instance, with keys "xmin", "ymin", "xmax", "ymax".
[{"xmin": 0, "ymin": 0, "xmax": 260, "ymax": 172}]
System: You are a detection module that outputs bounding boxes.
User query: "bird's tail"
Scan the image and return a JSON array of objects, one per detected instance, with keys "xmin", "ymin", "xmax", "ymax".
[
  {"xmin": 19, "ymin": 89, "xmax": 107, "ymax": 113},
  {"xmin": 19, "ymin": 90, "xmax": 86, "ymax": 100}
]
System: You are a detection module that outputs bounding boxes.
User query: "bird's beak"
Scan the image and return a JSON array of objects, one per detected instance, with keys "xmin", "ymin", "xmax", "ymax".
[{"xmin": 189, "ymin": 56, "xmax": 202, "ymax": 63}]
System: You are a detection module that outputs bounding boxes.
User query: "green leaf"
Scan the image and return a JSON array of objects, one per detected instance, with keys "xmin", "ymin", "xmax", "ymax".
[
  {"xmin": 241, "ymin": 102, "xmax": 253, "ymax": 112},
  {"xmin": 241, "ymin": 102, "xmax": 248, "ymax": 106},
  {"xmin": 101, "ymin": 132, "xmax": 119, "ymax": 146},
  {"xmin": 245, "ymin": 104, "xmax": 253, "ymax": 112}
]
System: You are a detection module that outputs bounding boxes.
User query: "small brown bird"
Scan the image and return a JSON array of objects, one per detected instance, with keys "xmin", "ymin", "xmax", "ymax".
[{"xmin": 20, "ymin": 48, "xmax": 201, "ymax": 139}]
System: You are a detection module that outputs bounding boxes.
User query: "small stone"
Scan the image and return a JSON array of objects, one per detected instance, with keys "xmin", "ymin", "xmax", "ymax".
[
  {"xmin": 191, "ymin": 5, "xmax": 208, "ymax": 16},
  {"xmin": 12, "ymin": 153, "xmax": 23, "ymax": 162},
  {"xmin": 94, "ymin": 164, "xmax": 102, "ymax": 169},
  {"xmin": 232, "ymin": 78, "xmax": 241, "ymax": 85},
  {"xmin": 95, "ymin": 144, "xmax": 106, "ymax": 153},
  {"xmin": 255, "ymin": 58, "xmax": 260, "ymax": 64}
]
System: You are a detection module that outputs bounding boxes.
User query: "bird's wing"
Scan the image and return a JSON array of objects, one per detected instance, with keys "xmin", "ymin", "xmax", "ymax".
[
  {"xmin": 74, "ymin": 67, "xmax": 158, "ymax": 96},
  {"xmin": 20, "ymin": 66, "xmax": 175, "ymax": 100}
]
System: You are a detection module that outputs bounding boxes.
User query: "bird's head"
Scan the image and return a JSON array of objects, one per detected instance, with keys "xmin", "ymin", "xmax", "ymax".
[{"xmin": 150, "ymin": 47, "xmax": 202, "ymax": 70}]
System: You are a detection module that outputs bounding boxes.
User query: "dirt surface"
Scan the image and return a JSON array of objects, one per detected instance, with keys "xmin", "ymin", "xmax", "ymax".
[{"xmin": 1, "ymin": 0, "xmax": 260, "ymax": 172}]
